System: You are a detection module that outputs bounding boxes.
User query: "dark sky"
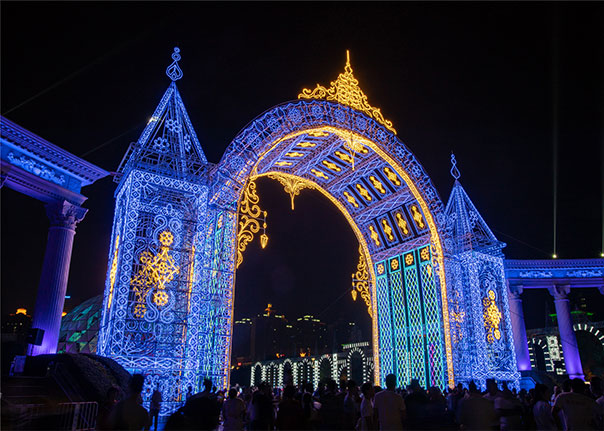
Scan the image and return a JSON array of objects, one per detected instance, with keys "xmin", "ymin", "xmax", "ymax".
[{"xmin": 1, "ymin": 2, "xmax": 603, "ymax": 333}]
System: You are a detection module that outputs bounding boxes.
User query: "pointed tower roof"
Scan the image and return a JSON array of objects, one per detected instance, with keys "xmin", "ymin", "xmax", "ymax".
[
  {"xmin": 444, "ymin": 154, "xmax": 504, "ymax": 255},
  {"xmin": 118, "ymin": 48, "xmax": 207, "ymax": 181}
]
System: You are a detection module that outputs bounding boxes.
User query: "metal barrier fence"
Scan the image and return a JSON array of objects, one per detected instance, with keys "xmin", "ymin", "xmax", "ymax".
[{"xmin": 9, "ymin": 402, "xmax": 97, "ymax": 430}]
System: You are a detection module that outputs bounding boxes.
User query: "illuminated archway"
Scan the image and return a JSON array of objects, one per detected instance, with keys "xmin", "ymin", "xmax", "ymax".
[
  {"xmin": 207, "ymin": 71, "xmax": 453, "ymax": 389},
  {"xmin": 99, "ymin": 51, "xmax": 519, "ymax": 414}
]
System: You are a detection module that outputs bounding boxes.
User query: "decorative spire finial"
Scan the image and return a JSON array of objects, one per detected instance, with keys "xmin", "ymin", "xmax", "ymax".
[
  {"xmin": 450, "ymin": 152, "xmax": 461, "ymax": 180},
  {"xmin": 166, "ymin": 47, "xmax": 183, "ymax": 81},
  {"xmin": 298, "ymin": 50, "xmax": 396, "ymax": 134}
]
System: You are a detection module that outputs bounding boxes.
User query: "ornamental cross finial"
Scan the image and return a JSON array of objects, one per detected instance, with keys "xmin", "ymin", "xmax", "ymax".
[
  {"xmin": 450, "ymin": 152, "xmax": 461, "ymax": 180},
  {"xmin": 166, "ymin": 47, "xmax": 183, "ymax": 81}
]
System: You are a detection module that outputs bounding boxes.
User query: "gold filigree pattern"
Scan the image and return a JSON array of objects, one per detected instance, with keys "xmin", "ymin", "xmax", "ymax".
[
  {"xmin": 285, "ymin": 152, "xmax": 304, "ymax": 158},
  {"xmin": 343, "ymin": 191, "xmax": 359, "ymax": 208},
  {"xmin": 297, "ymin": 142, "xmax": 317, "ymax": 148},
  {"xmin": 384, "ymin": 167, "xmax": 401, "ymax": 186},
  {"xmin": 335, "ymin": 150, "xmax": 354, "ymax": 164},
  {"xmin": 237, "ymin": 180, "xmax": 268, "ymax": 268},
  {"xmin": 483, "ymin": 290, "xmax": 502, "ymax": 343},
  {"xmin": 298, "ymin": 51, "xmax": 397, "ymax": 134},
  {"xmin": 395, "ymin": 213, "xmax": 409, "ymax": 235},
  {"xmin": 275, "ymin": 161, "xmax": 293, "ymax": 167},
  {"xmin": 351, "ymin": 245, "xmax": 372, "ymax": 316},
  {"xmin": 369, "ymin": 176, "xmax": 386, "ymax": 194},
  {"xmin": 410, "ymin": 205, "xmax": 425, "ymax": 229},
  {"xmin": 369, "ymin": 225, "xmax": 380, "ymax": 246},
  {"xmin": 130, "ymin": 230, "xmax": 180, "ymax": 317},
  {"xmin": 311, "ymin": 169, "xmax": 329, "ymax": 180},
  {"xmin": 268, "ymin": 173, "xmax": 314, "ymax": 210},
  {"xmin": 381, "ymin": 219, "xmax": 394, "ymax": 241},
  {"xmin": 356, "ymin": 184, "xmax": 372, "ymax": 202},
  {"xmin": 322, "ymin": 160, "xmax": 341, "ymax": 172}
]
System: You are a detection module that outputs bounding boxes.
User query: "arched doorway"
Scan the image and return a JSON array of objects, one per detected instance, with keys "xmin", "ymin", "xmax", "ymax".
[{"xmin": 207, "ymin": 85, "xmax": 453, "ymax": 389}]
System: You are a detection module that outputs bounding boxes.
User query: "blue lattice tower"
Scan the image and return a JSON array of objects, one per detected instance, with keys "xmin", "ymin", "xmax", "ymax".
[
  {"xmin": 98, "ymin": 49, "xmax": 212, "ymax": 415},
  {"xmin": 444, "ymin": 155, "xmax": 520, "ymax": 389}
]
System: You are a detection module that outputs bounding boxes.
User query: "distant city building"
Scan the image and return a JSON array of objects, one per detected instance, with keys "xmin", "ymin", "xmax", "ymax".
[{"xmin": 2, "ymin": 308, "xmax": 32, "ymax": 337}]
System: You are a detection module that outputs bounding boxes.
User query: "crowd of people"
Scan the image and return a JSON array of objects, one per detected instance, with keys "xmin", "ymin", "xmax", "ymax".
[{"xmin": 97, "ymin": 373, "xmax": 604, "ymax": 430}]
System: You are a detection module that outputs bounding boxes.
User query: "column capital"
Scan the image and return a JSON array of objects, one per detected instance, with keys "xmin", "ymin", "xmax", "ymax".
[
  {"xmin": 508, "ymin": 283, "xmax": 524, "ymax": 299},
  {"xmin": 45, "ymin": 200, "xmax": 87, "ymax": 230},
  {"xmin": 548, "ymin": 284, "xmax": 571, "ymax": 300}
]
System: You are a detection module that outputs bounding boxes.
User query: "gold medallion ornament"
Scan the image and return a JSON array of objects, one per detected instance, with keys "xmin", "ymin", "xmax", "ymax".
[
  {"xmin": 483, "ymin": 289, "xmax": 502, "ymax": 343},
  {"xmin": 298, "ymin": 51, "xmax": 396, "ymax": 135},
  {"xmin": 351, "ymin": 246, "xmax": 372, "ymax": 316},
  {"xmin": 130, "ymin": 230, "xmax": 180, "ymax": 318},
  {"xmin": 237, "ymin": 180, "xmax": 269, "ymax": 268}
]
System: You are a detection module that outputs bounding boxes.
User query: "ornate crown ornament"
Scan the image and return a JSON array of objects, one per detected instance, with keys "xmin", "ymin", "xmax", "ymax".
[{"xmin": 298, "ymin": 51, "xmax": 397, "ymax": 134}]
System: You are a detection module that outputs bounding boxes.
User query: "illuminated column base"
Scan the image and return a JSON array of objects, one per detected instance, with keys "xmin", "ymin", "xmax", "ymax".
[
  {"xmin": 508, "ymin": 284, "xmax": 531, "ymax": 371},
  {"xmin": 548, "ymin": 284, "xmax": 584, "ymax": 380},
  {"xmin": 29, "ymin": 201, "xmax": 87, "ymax": 356}
]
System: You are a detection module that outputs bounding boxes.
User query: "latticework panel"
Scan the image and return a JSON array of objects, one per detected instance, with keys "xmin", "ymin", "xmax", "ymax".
[
  {"xmin": 403, "ymin": 250, "xmax": 427, "ymax": 386},
  {"xmin": 418, "ymin": 246, "xmax": 446, "ymax": 389},
  {"xmin": 375, "ymin": 263, "xmax": 394, "ymax": 384},
  {"xmin": 387, "ymin": 257, "xmax": 410, "ymax": 385}
]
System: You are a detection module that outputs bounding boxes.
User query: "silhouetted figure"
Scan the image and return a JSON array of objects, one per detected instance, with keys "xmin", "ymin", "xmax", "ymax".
[
  {"xmin": 532, "ymin": 384, "xmax": 555, "ymax": 431},
  {"xmin": 276, "ymin": 385, "xmax": 306, "ymax": 430},
  {"xmin": 343, "ymin": 380, "xmax": 361, "ymax": 430},
  {"xmin": 97, "ymin": 386, "xmax": 120, "ymax": 431},
  {"xmin": 185, "ymin": 385, "xmax": 193, "ymax": 401},
  {"xmin": 374, "ymin": 374, "xmax": 406, "ymax": 431},
  {"xmin": 359, "ymin": 382, "xmax": 375, "ymax": 431},
  {"xmin": 184, "ymin": 378, "xmax": 221, "ymax": 430},
  {"xmin": 302, "ymin": 391, "xmax": 320, "ymax": 430},
  {"xmin": 223, "ymin": 388, "xmax": 246, "ymax": 431},
  {"xmin": 109, "ymin": 374, "xmax": 150, "ymax": 430},
  {"xmin": 552, "ymin": 378, "xmax": 600, "ymax": 431},
  {"xmin": 319, "ymin": 379, "xmax": 344, "ymax": 430},
  {"xmin": 249, "ymin": 382, "xmax": 274, "ymax": 431},
  {"xmin": 494, "ymin": 382, "xmax": 523, "ymax": 431},
  {"xmin": 404, "ymin": 379, "xmax": 429, "ymax": 430},
  {"xmin": 457, "ymin": 381, "xmax": 496, "ymax": 431},
  {"xmin": 149, "ymin": 385, "xmax": 162, "ymax": 431}
]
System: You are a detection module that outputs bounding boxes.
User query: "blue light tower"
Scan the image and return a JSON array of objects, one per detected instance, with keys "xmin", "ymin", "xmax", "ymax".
[
  {"xmin": 444, "ymin": 155, "xmax": 520, "ymax": 388},
  {"xmin": 97, "ymin": 48, "xmax": 211, "ymax": 414}
]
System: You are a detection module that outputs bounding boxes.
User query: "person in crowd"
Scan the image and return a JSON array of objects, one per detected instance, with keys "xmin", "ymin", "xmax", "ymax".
[
  {"xmin": 302, "ymin": 391, "xmax": 320, "ymax": 430},
  {"xmin": 494, "ymin": 382, "xmax": 523, "ymax": 431},
  {"xmin": 343, "ymin": 380, "xmax": 361, "ymax": 430},
  {"xmin": 446, "ymin": 383, "xmax": 464, "ymax": 418},
  {"xmin": 358, "ymin": 382, "xmax": 375, "ymax": 431},
  {"xmin": 457, "ymin": 381, "xmax": 497, "ymax": 431},
  {"xmin": 276, "ymin": 385, "xmax": 305, "ymax": 430},
  {"xmin": 532, "ymin": 384, "xmax": 556, "ymax": 431},
  {"xmin": 249, "ymin": 382, "xmax": 274, "ymax": 431},
  {"xmin": 404, "ymin": 379, "xmax": 429, "ymax": 430},
  {"xmin": 108, "ymin": 374, "xmax": 149, "ymax": 430},
  {"xmin": 183, "ymin": 378, "xmax": 221, "ymax": 430},
  {"xmin": 425, "ymin": 386, "xmax": 452, "ymax": 430},
  {"xmin": 552, "ymin": 378, "xmax": 600, "ymax": 431},
  {"xmin": 484, "ymin": 379, "xmax": 500, "ymax": 402},
  {"xmin": 185, "ymin": 385, "xmax": 193, "ymax": 401},
  {"xmin": 223, "ymin": 388, "xmax": 246, "ymax": 431},
  {"xmin": 319, "ymin": 379, "xmax": 344, "ymax": 430},
  {"xmin": 97, "ymin": 386, "xmax": 120, "ymax": 431},
  {"xmin": 149, "ymin": 384, "xmax": 162, "ymax": 431},
  {"xmin": 374, "ymin": 374, "xmax": 406, "ymax": 431}
]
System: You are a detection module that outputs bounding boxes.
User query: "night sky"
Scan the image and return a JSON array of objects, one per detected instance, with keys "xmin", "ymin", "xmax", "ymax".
[{"xmin": 1, "ymin": 3, "xmax": 603, "ymax": 335}]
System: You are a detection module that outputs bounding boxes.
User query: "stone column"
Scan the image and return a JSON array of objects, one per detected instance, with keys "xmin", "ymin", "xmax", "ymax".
[
  {"xmin": 548, "ymin": 284, "xmax": 584, "ymax": 379},
  {"xmin": 29, "ymin": 200, "xmax": 87, "ymax": 356},
  {"xmin": 508, "ymin": 283, "xmax": 531, "ymax": 371}
]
